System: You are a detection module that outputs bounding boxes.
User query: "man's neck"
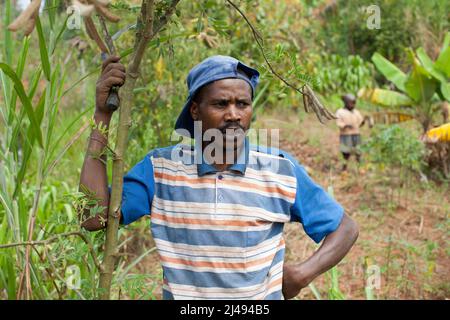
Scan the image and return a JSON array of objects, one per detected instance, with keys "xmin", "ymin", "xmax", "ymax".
[{"xmin": 214, "ymin": 162, "xmax": 230, "ymax": 172}]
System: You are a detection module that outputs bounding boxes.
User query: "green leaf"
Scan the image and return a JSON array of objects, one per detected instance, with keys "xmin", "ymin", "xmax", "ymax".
[
  {"xmin": 0, "ymin": 63, "xmax": 43, "ymax": 147},
  {"xmin": 441, "ymin": 32, "xmax": 450, "ymax": 51},
  {"xmin": 372, "ymin": 52, "xmax": 407, "ymax": 92},
  {"xmin": 434, "ymin": 31, "xmax": 450, "ymax": 77},
  {"xmin": 35, "ymin": 17, "xmax": 51, "ymax": 81},
  {"xmin": 308, "ymin": 283, "xmax": 322, "ymax": 300},
  {"xmin": 51, "ymin": 15, "xmax": 68, "ymax": 55},
  {"xmin": 13, "ymin": 90, "xmax": 47, "ymax": 198},
  {"xmin": 4, "ymin": 0, "xmax": 13, "ymax": 66},
  {"xmin": 404, "ymin": 62, "xmax": 438, "ymax": 103},
  {"xmin": 7, "ymin": 36, "xmax": 30, "ymax": 125},
  {"xmin": 8, "ymin": 108, "xmax": 26, "ymax": 154},
  {"xmin": 439, "ymin": 82, "xmax": 450, "ymax": 102},
  {"xmin": 435, "ymin": 45, "xmax": 450, "ymax": 78},
  {"xmin": 7, "ymin": 258, "xmax": 16, "ymax": 300},
  {"xmin": 416, "ymin": 47, "xmax": 447, "ymax": 83},
  {"xmin": 45, "ymin": 0, "xmax": 56, "ymax": 30},
  {"xmin": 196, "ymin": 12, "xmax": 204, "ymax": 33},
  {"xmin": 16, "ymin": 36, "xmax": 30, "ymax": 78},
  {"xmin": 27, "ymin": 68, "xmax": 43, "ymax": 99}
]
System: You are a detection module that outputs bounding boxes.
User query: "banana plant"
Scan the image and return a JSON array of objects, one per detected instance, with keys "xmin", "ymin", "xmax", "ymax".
[{"xmin": 359, "ymin": 32, "xmax": 450, "ymax": 132}]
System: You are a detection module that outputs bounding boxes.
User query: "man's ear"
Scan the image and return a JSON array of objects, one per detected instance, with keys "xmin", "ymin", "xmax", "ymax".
[{"xmin": 190, "ymin": 101, "xmax": 199, "ymax": 121}]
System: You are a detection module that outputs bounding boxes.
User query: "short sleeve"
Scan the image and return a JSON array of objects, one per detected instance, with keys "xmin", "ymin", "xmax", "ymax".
[
  {"xmin": 335, "ymin": 109, "xmax": 346, "ymax": 129},
  {"xmin": 120, "ymin": 153, "xmax": 155, "ymax": 225},
  {"xmin": 357, "ymin": 110, "xmax": 364, "ymax": 126},
  {"xmin": 281, "ymin": 151, "xmax": 344, "ymax": 243}
]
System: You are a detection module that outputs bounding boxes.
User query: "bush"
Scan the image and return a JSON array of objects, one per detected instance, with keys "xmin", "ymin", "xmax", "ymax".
[
  {"xmin": 311, "ymin": 53, "xmax": 374, "ymax": 96},
  {"xmin": 361, "ymin": 124, "xmax": 426, "ymax": 174}
]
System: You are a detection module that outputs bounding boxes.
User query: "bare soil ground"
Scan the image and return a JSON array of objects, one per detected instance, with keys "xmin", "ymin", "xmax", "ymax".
[{"xmin": 122, "ymin": 109, "xmax": 449, "ymax": 300}]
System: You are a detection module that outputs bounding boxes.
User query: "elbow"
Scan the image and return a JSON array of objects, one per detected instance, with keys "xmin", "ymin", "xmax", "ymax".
[
  {"xmin": 81, "ymin": 215, "xmax": 106, "ymax": 232},
  {"xmin": 81, "ymin": 222, "xmax": 96, "ymax": 232},
  {"xmin": 339, "ymin": 213, "xmax": 359, "ymax": 245},
  {"xmin": 347, "ymin": 216, "xmax": 359, "ymax": 244}
]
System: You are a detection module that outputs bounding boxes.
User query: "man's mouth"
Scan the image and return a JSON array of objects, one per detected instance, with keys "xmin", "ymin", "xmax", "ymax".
[{"xmin": 220, "ymin": 126, "xmax": 245, "ymax": 134}]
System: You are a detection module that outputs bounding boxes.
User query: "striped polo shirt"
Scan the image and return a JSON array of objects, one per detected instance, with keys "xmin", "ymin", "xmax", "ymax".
[{"xmin": 120, "ymin": 140, "xmax": 344, "ymax": 300}]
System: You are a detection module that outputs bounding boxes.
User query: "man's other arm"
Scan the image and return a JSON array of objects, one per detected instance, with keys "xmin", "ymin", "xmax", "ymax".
[
  {"xmin": 79, "ymin": 56, "xmax": 126, "ymax": 231},
  {"xmin": 282, "ymin": 214, "xmax": 359, "ymax": 299}
]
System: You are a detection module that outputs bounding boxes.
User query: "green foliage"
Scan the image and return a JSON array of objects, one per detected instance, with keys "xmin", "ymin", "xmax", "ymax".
[
  {"xmin": 1, "ymin": 0, "xmax": 448, "ymax": 300},
  {"xmin": 313, "ymin": 53, "xmax": 374, "ymax": 95},
  {"xmin": 361, "ymin": 125, "xmax": 426, "ymax": 173},
  {"xmin": 318, "ymin": 0, "xmax": 450, "ymax": 63},
  {"xmin": 362, "ymin": 34, "xmax": 450, "ymax": 131},
  {"xmin": 0, "ymin": 1, "xmax": 102, "ymax": 300},
  {"xmin": 327, "ymin": 267, "xmax": 346, "ymax": 300}
]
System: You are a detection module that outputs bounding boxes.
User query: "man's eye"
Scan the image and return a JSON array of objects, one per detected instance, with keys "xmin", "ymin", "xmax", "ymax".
[
  {"xmin": 237, "ymin": 101, "xmax": 249, "ymax": 107},
  {"xmin": 214, "ymin": 101, "xmax": 227, "ymax": 107}
]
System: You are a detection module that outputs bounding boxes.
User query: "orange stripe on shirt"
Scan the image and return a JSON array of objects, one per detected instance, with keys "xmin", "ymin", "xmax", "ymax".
[
  {"xmin": 154, "ymin": 171, "xmax": 296, "ymax": 199},
  {"xmin": 152, "ymin": 212, "xmax": 269, "ymax": 227},
  {"xmin": 159, "ymin": 253, "xmax": 274, "ymax": 270},
  {"xmin": 221, "ymin": 179, "xmax": 295, "ymax": 198},
  {"xmin": 154, "ymin": 171, "xmax": 216, "ymax": 184}
]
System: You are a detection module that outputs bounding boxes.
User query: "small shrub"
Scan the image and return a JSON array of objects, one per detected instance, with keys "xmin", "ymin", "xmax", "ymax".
[{"xmin": 361, "ymin": 124, "xmax": 426, "ymax": 174}]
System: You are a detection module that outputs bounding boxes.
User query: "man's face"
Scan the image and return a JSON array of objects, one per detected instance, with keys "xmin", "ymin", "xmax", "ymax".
[
  {"xmin": 190, "ymin": 78, "xmax": 253, "ymax": 151},
  {"xmin": 344, "ymin": 98, "xmax": 356, "ymax": 110}
]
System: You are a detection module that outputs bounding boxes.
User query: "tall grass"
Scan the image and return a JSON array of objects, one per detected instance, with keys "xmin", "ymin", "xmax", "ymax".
[
  {"xmin": 0, "ymin": 2, "xmax": 163, "ymax": 300},
  {"xmin": 0, "ymin": 1, "xmax": 98, "ymax": 299}
]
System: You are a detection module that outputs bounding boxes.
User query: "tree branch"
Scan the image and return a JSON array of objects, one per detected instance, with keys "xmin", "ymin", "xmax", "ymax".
[
  {"xmin": 97, "ymin": 0, "xmax": 181, "ymax": 300},
  {"xmin": 225, "ymin": 0, "xmax": 336, "ymax": 123},
  {"xmin": 0, "ymin": 231, "xmax": 102, "ymax": 272},
  {"xmin": 153, "ymin": 0, "xmax": 181, "ymax": 35},
  {"xmin": 98, "ymin": 14, "xmax": 117, "ymax": 55}
]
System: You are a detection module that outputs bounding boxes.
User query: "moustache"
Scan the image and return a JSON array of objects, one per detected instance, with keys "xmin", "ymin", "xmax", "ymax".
[{"xmin": 219, "ymin": 124, "xmax": 246, "ymax": 134}]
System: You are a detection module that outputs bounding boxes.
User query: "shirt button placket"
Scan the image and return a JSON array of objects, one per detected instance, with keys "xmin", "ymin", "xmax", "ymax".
[
  {"xmin": 214, "ymin": 173, "xmax": 218, "ymax": 215},
  {"xmin": 217, "ymin": 174, "xmax": 224, "ymax": 202},
  {"xmin": 215, "ymin": 174, "xmax": 224, "ymax": 220}
]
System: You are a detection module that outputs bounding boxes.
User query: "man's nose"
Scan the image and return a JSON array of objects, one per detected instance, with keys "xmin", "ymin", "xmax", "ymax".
[{"xmin": 224, "ymin": 103, "xmax": 241, "ymax": 122}]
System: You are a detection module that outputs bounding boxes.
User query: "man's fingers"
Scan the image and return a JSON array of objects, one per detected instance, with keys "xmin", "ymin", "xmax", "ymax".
[
  {"xmin": 101, "ymin": 55, "xmax": 121, "ymax": 70},
  {"xmin": 103, "ymin": 62, "xmax": 126, "ymax": 74},
  {"xmin": 104, "ymin": 69, "xmax": 125, "ymax": 81},
  {"xmin": 103, "ymin": 76, "xmax": 125, "ymax": 88},
  {"xmin": 104, "ymin": 69, "xmax": 126, "ymax": 80}
]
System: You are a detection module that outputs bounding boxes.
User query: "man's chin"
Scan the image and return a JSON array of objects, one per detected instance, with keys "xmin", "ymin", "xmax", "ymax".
[{"xmin": 223, "ymin": 134, "xmax": 245, "ymax": 150}]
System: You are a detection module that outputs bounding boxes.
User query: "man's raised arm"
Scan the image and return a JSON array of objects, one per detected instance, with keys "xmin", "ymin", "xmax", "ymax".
[{"xmin": 79, "ymin": 55, "xmax": 126, "ymax": 231}]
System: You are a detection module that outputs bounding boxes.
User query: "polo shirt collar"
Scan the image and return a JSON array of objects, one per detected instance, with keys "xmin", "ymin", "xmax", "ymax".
[{"xmin": 197, "ymin": 136, "xmax": 249, "ymax": 176}]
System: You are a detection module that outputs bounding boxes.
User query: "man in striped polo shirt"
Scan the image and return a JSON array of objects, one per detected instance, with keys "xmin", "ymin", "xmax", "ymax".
[{"xmin": 80, "ymin": 55, "xmax": 359, "ymax": 300}]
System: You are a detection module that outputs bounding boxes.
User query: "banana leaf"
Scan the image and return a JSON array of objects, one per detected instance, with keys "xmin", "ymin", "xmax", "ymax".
[
  {"xmin": 416, "ymin": 47, "xmax": 450, "ymax": 101},
  {"xmin": 372, "ymin": 52, "xmax": 407, "ymax": 92},
  {"xmin": 435, "ymin": 32, "xmax": 450, "ymax": 78},
  {"xmin": 358, "ymin": 88, "xmax": 413, "ymax": 107}
]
